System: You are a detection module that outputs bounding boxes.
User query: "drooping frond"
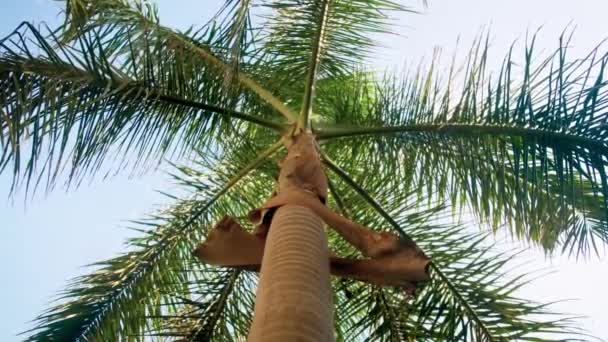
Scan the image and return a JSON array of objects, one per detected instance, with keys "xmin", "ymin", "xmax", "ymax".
[
  {"xmin": 22, "ymin": 140, "xmax": 281, "ymax": 341},
  {"xmin": 66, "ymin": 0, "xmax": 254, "ymax": 88},
  {"xmin": 316, "ymin": 34, "xmax": 608, "ymax": 256},
  {"xmin": 0, "ymin": 22, "xmax": 284, "ymax": 191},
  {"xmin": 22, "ymin": 199, "xmax": 207, "ymax": 341},
  {"xmin": 323, "ymin": 154, "xmax": 577, "ymax": 341}
]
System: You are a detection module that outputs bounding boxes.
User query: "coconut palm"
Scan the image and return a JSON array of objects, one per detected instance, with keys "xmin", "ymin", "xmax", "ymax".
[{"xmin": 2, "ymin": 0, "xmax": 608, "ymax": 340}]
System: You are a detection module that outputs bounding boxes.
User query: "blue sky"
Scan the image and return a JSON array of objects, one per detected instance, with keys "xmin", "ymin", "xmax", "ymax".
[{"xmin": 1, "ymin": 0, "xmax": 608, "ymax": 340}]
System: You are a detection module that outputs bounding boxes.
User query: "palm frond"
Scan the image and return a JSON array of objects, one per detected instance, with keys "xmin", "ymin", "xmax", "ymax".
[
  {"xmin": 261, "ymin": 0, "xmax": 412, "ymax": 110},
  {"xmin": 61, "ymin": 0, "xmax": 298, "ymax": 122},
  {"xmin": 298, "ymin": 0, "xmax": 330, "ymax": 128},
  {"xmin": 216, "ymin": 0, "xmax": 255, "ymax": 86},
  {"xmin": 0, "ymin": 22, "xmax": 285, "ymax": 191},
  {"xmin": 315, "ymin": 34, "xmax": 608, "ymax": 256},
  {"xmin": 323, "ymin": 155, "xmax": 577, "ymax": 341},
  {"xmin": 146, "ymin": 269, "xmax": 258, "ymax": 341},
  {"xmin": 22, "ymin": 140, "xmax": 280, "ymax": 341}
]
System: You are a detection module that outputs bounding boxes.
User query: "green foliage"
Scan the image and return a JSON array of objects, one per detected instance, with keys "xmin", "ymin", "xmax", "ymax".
[
  {"xmin": 315, "ymin": 35, "xmax": 608, "ymax": 256},
  {"xmin": 261, "ymin": 0, "xmax": 408, "ymax": 81},
  {"xmin": 0, "ymin": 20, "xmax": 282, "ymax": 192},
  {"xmin": 23, "ymin": 140, "xmax": 281, "ymax": 340},
  {"xmin": 147, "ymin": 269, "xmax": 258, "ymax": 341},
  {"xmin": 324, "ymin": 153, "xmax": 576, "ymax": 341},
  {"xmin": 2, "ymin": 0, "xmax": 605, "ymax": 340}
]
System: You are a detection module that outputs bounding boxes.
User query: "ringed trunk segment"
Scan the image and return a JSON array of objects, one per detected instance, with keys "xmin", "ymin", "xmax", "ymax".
[{"xmin": 247, "ymin": 205, "xmax": 334, "ymax": 342}]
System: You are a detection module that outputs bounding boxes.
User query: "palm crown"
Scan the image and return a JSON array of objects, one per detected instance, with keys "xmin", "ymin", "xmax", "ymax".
[{"xmin": 2, "ymin": 0, "xmax": 607, "ymax": 340}]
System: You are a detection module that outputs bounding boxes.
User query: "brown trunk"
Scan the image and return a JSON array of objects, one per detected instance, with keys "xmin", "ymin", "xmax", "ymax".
[{"xmin": 248, "ymin": 204, "xmax": 334, "ymax": 342}]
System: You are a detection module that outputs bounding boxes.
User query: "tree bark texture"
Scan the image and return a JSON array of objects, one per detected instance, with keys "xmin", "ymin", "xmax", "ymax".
[{"xmin": 248, "ymin": 204, "xmax": 334, "ymax": 342}]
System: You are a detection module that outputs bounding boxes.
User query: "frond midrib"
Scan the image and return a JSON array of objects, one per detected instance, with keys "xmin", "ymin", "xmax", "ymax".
[
  {"xmin": 316, "ymin": 123, "xmax": 608, "ymax": 152},
  {"xmin": 3, "ymin": 59, "xmax": 286, "ymax": 132},
  {"xmin": 299, "ymin": 0, "xmax": 331, "ymax": 129}
]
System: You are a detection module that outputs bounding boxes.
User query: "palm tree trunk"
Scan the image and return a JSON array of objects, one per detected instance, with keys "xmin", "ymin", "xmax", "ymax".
[{"xmin": 248, "ymin": 204, "xmax": 334, "ymax": 342}]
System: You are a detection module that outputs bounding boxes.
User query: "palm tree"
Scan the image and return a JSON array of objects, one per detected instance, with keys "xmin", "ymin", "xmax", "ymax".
[{"xmin": 2, "ymin": 0, "xmax": 607, "ymax": 340}]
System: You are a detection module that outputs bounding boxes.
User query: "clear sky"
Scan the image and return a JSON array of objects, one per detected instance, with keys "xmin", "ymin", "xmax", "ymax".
[{"xmin": 1, "ymin": 0, "xmax": 607, "ymax": 341}]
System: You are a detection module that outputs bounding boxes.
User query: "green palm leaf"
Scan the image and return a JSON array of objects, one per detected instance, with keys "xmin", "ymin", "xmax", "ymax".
[
  {"xmin": 261, "ymin": 0, "xmax": 413, "ymax": 127},
  {"xmin": 146, "ymin": 269, "xmax": 258, "ymax": 341},
  {"xmin": 262, "ymin": 0, "xmax": 410, "ymax": 82},
  {"xmin": 23, "ymin": 140, "xmax": 281, "ymax": 340},
  {"xmin": 61, "ymin": 0, "xmax": 299, "ymax": 122},
  {"xmin": 323, "ymin": 156, "xmax": 576, "ymax": 341},
  {"xmin": 0, "ymin": 22, "xmax": 284, "ymax": 191},
  {"xmin": 315, "ymin": 36, "xmax": 608, "ymax": 256}
]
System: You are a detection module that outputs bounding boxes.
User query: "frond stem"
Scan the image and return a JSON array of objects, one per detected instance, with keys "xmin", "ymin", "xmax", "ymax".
[
  {"xmin": 191, "ymin": 270, "xmax": 241, "ymax": 339},
  {"xmin": 158, "ymin": 94, "xmax": 287, "ymax": 132},
  {"xmin": 299, "ymin": 0, "xmax": 331, "ymax": 130},
  {"xmin": 327, "ymin": 177, "xmax": 350, "ymax": 217},
  {"xmin": 324, "ymin": 152, "xmax": 496, "ymax": 340},
  {"xmin": 156, "ymin": 28, "xmax": 298, "ymax": 123},
  {"xmin": 181, "ymin": 140, "xmax": 283, "ymax": 229},
  {"xmin": 321, "ymin": 152, "xmax": 413, "ymax": 242},
  {"xmin": 3, "ymin": 60, "xmax": 287, "ymax": 132},
  {"xmin": 316, "ymin": 124, "xmax": 608, "ymax": 153}
]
